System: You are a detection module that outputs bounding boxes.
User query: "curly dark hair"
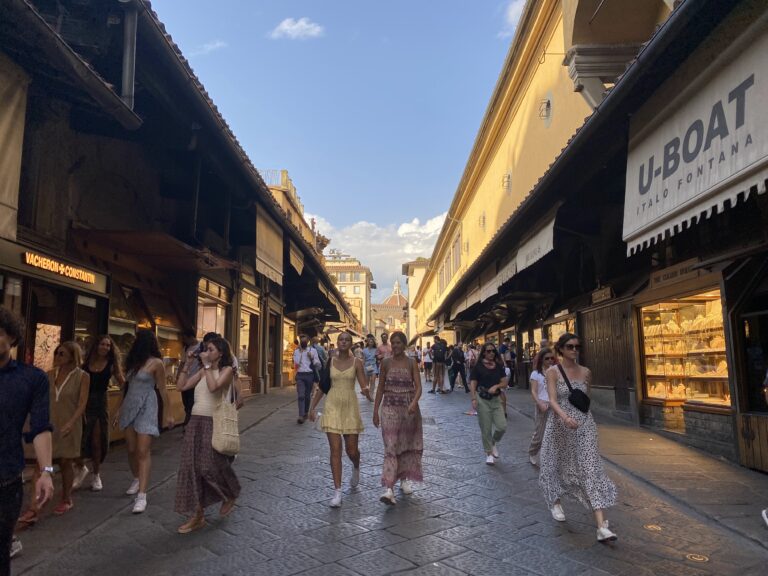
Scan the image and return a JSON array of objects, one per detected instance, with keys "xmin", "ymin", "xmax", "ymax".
[
  {"xmin": 83, "ymin": 335, "xmax": 121, "ymax": 369},
  {"xmin": 0, "ymin": 306, "xmax": 24, "ymax": 347},
  {"xmin": 124, "ymin": 329, "xmax": 161, "ymax": 375}
]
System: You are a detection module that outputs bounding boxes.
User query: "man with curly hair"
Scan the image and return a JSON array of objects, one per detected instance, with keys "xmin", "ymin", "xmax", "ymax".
[{"xmin": 0, "ymin": 306, "xmax": 54, "ymax": 573}]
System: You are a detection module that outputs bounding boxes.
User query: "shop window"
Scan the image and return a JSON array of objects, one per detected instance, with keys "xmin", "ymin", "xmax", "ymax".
[
  {"xmin": 75, "ymin": 295, "xmax": 100, "ymax": 354},
  {"xmin": 0, "ymin": 274, "xmax": 23, "ymax": 315},
  {"xmin": 640, "ymin": 290, "xmax": 729, "ymax": 406},
  {"xmin": 27, "ymin": 283, "xmax": 73, "ymax": 371}
]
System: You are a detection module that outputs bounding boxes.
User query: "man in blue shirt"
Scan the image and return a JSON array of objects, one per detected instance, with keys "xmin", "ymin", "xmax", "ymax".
[{"xmin": 0, "ymin": 306, "xmax": 53, "ymax": 573}]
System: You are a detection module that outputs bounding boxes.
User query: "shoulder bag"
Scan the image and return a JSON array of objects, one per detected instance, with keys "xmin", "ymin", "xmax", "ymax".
[
  {"xmin": 212, "ymin": 381, "xmax": 240, "ymax": 456},
  {"xmin": 557, "ymin": 364, "xmax": 590, "ymax": 413},
  {"xmin": 319, "ymin": 359, "xmax": 333, "ymax": 394}
]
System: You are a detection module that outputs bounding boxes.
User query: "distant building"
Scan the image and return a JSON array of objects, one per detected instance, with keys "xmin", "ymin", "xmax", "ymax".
[
  {"xmin": 372, "ymin": 280, "xmax": 408, "ymax": 340},
  {"xmin": 325, "ymin": 251, "xmax": 375, "ymax": 334},
  {"xmin": 401, "ymin": 258, "xmax": 429, "ymax": 343}
]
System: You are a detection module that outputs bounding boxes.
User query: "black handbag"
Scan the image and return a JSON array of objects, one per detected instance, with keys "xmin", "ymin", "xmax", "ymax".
[
  {"xmin": 558, "ymin": 365, "xmax": 590, "ymax": 413},
  {"xmin": 319, "ymin": 360, "xmax": 332, "ymax": 394}
]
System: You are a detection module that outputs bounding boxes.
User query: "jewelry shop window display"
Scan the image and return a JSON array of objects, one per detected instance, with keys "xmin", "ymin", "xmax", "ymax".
[{"xmin": 641, "ymin": 289, "xmax": 730, "ymax": 406}]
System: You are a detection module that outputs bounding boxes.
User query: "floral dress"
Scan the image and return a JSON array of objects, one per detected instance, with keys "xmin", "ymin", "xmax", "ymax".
[
  {"xmin": 380, "ymin": 362, "xmax": 423, "ymax": 487},
  {"xmin": 538, "ymin": 369, "xmax": 617, "ymax": 510}
]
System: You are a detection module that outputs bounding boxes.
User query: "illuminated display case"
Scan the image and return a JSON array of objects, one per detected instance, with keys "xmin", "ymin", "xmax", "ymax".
[{"xmin": 640, "ymin": 289, "xmax": 730, "ymax": 406}]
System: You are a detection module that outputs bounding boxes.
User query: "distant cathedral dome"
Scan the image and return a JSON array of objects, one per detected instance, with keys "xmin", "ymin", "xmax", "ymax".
[{"xmin": 382, "ymin": 280, "xmax": 408, "ymax": 307}]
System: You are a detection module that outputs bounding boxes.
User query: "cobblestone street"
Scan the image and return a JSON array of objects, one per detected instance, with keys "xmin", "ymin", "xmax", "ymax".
[{"xmin": 13, "ymin": 387, "xmax": 768, "ymax": 576}]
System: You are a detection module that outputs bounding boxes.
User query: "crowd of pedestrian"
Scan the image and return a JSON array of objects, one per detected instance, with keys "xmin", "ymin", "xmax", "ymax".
[{"xmin": 13, "ymin": 305, "xmax": 768, "ymax": 572}]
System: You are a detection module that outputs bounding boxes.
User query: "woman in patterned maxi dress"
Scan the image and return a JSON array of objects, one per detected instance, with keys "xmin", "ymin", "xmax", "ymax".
[
  {"xmin": 309, "ymin": 331, "xmax": 372, "ymax": 508},
  {"xmin": 538, "ymin": 332, "xmax": 618, "ymax": 542},
  {"xmin": 373, "ymin": 331, "xmax": 423, "ymax": 505}
]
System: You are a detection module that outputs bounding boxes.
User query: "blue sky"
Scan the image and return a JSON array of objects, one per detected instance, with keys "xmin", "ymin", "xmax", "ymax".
[{"xmin": 152, "ymin": 1, "xmax": 524, "ymax": 299}]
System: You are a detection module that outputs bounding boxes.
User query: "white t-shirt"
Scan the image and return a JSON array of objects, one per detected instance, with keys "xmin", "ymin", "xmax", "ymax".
[
  {"xmin": 192, "ymin": 369, "xmax": 229, "ymax": 417},
  {"xmin": 530, "ymin": 370, "xmax": 549, "ymax": 402}
]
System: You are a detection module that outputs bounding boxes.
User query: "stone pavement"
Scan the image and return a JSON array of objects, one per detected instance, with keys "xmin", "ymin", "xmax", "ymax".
[{"xmin": 12, "ymin": 384, "xmax": 768, "ymax": 576}]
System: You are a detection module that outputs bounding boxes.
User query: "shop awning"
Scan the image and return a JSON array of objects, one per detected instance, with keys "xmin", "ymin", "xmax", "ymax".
[
  {"xmin": 288, "ymin": 239, "xmax": 304, "ymax": 275},
  {"xmin": 623, "ymin": 23, "xmax": 768, "ymax": 256},
  {"xmin": 477, "ymin": 255, "xmax": 518, "ymax": 304},
  {"xmin": 515, "ymin": 214, "xmax": 556, "ymax": 273},
  {"xmin": 72, "ymin": 230, "xmax": 238, "ymax": 271},
  {"xmin": 256, "ymin": 205, "xmax": 283, "ymax": 285}
]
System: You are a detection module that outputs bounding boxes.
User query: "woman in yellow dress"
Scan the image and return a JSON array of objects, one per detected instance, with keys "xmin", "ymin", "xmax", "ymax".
[{"xmin": 309, "ymin": 331, "xmax": 372, "ymax": 507}]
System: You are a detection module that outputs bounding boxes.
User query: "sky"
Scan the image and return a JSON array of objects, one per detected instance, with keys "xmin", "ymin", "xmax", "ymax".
[{"xmin": 151, "ymin": 1, "xmax": 525, "ymax": 300}]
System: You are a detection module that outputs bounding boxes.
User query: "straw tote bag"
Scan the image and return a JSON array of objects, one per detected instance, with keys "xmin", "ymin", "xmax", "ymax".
[{"xmin": 212, "ymin": 381, "xmax": 240, "ymax": 456}]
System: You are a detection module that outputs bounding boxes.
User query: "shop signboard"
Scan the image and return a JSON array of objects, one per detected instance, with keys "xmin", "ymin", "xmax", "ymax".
[
  {"xmin": 649, "ymin": 258, "xmax": 701, "ymax": 290},
  {"xmin": 591, "ymin": 286, "xmax": 613, "ymax": 305},
  {"xmin": 624, "ymin": 23, "xmax": 768, "ymax": 255}
]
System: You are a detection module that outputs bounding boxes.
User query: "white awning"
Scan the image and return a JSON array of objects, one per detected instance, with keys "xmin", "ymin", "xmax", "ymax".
[
  {"xmin": 515, "ymin": 215, "xmax": 556, "ymax": 273},
  {"xmin": 623, "ymin": 19, "xmax": 768, "ymax": 255}
]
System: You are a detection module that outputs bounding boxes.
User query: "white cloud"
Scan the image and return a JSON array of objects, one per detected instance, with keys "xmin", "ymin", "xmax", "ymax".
[
  {"xmin": 498, "ymin": 0, "xmax": 525, "ymax": 39},
  {"xmin": 270, "ymin": 17, "xmax": 325, "ymax": 40},
  {"xmin": 189, "ymin": 39, "xmax": 227, "ymax": 56},
  {"xmin": 306, "ymin": 212, "xmax": 446, "ymax": 302}
]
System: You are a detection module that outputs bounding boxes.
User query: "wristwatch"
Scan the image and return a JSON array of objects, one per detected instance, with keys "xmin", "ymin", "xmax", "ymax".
[{"xmin": 41, "ymin": 466, "xmax": 54, "ymax": 475}]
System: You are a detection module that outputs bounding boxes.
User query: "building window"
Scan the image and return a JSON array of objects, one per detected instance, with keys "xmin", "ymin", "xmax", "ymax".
[
  {"xmin": 340, "ymin": 286, "xmax": 347, "ymax": 293},
  {"xmin": 452, "ymin": 233, "xmax": 461, "ymax": 273},
  {"xmin": 444, "ymin": 255, "xmax": 451, "ymax": 283},
  {"xmin": 353, "ymin": 272, "xmax": 361, "ymax": 281},
  {"xmin": 354, "ymin": 285, "xmax": 360, "ymax": 294},
  {"xmin": 339, "ymin": 272, "xmax": 347, "ymax": 281}
]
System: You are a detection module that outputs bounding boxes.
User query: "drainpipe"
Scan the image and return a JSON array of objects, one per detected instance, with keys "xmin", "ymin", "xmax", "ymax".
[{"xmin": 119, "ymin": 0, "xmax": 138, "ymax": 110}]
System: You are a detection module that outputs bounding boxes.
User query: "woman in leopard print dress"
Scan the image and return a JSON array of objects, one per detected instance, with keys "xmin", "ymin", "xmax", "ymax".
[{"xmin": 538, "ymin": 333, "xmax": 618, "ymax": 543}]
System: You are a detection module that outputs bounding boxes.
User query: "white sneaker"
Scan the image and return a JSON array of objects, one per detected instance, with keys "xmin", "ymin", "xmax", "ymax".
[
  {"xmin": 596, "ymin": 520, "xmax": 617, "ymax": 542},
  {"xmin": 126, "ymin": 478, "xmax": 140, "ymax": 495},
  {"xmin": 10, "ymin": 536, "xmax": 22, "ymax": 559},
  {"xmin": 329, "ymin": 489, "xmax": 342, "ymax": 508},
  {"xmin": 762, "ymin": 509, "xmax": 768, "ymax": 528},
  {"xmin": 72, "ymin": 465, "xmax": 89, "ymax": 490},
  {"xmin": 529, "ymin": 454, "xmax": 539, "ymax": 466},
  {"xmin": 132, "ymin": 495, "xmax": 147, "ymax": 514},
  {"xmin": 491, "ymin": 444, "xmax": 499, "ymax": 459},
  {"xmin": 551, "ymin": 503, "xmax": 566, "ymax": 522},
  {"xmin": 485, "ymin": 454, "xmax": 495, "ymax": 465},
  {"xmin": 91, "ymin": 474, "xmax": 103, "ymax": 492},
  {"xmin": 400, "ymin": 479, "xmax": 413, "ymax": 495},
  {"xmin": 350, "ymin": 468, "xmax": 360, "ymax": 488},
  {"xmin": 380, "ymin": 488, "xmax": 396, "ymax": 505}
]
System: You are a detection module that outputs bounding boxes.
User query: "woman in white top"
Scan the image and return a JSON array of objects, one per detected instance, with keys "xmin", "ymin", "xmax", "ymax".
[
  {"xmin": 528, "ymin": 347, "xmax": 554, "ymax": 466},
  {"xmin": 175, "ymin": 336, "xmax": 240, "ymax": 534}
]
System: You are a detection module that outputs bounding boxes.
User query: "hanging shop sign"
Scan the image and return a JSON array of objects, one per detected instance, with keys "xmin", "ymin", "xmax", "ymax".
[
  {"xmin": 650, "ymin": 258, "xmax": 701, "ymax": 290},
  {"xmin": 241, "ymin": 288, "xmax": 260, "ymax": 312},
  {"xmin": 515, "ymin": 215, "xmax": 556, "ymax": 273},
  {"xmin": 623, "ymin": 22, "xmax": 768, "ymax": 255},
  {"xmin": 0, "ymin": 238, "xmax": 107, "ymax": 294},
  {"xmin": 591, "ymin": 286, "xmax": 614, "ymax": 305}
]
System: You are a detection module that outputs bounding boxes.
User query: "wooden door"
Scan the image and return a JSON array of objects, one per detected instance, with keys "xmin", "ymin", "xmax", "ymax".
[
  {"xmin": 738, "ymin": 414, "xmax": 768, "ymax": 472},
  {"xmin": 579, "ymin": 301, "xmax": 634, "ymax": 412}
]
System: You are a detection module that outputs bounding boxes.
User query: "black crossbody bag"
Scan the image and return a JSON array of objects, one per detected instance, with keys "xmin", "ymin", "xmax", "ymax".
[{"xmin": 558, "ymin": 365, "xmax": 590, "ymax": 413}]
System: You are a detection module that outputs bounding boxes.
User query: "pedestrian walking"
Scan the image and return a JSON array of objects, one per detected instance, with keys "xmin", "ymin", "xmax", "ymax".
[
  {"xmin": 0, "ymin": 306, "xmax": 54, "ymax": 575},
  {"xmin": 527, "ymin": 347, "xmax": 554, "ymax": 466},
  {"xmin": 293, "ymin": 335, "xmax": 321, "ymax": 424},
  {"xmin": 308, "ymin": 332, "xmax": 372, "ymax": 508},
  {"xmin": 362, "ymin": 334, "xmax": 378, "ymax": 398},
  {"xmin": 178, "ymin": 329, "xmax": 201, "ymax": 428},
  {"xmin": 72, "ymin": 335, "xmax": 125, "ymax": 493},
  {"xmin": 20, "ymin": 342, "xmax": 90, "ymax": 522},
  {"xmin": 423, "ymin": 343, "xmax": 433, "ymax": 383},
  {"xmin": 449, "ymin": 343, "xmax": 468, "ymax": 391},
  {"xmin": 469, "ymin": 343, "xmax": 508, "ymax": 465},
  {"xmin": 117, "ymin": 329, "xmax": 174, "ymax": 514},
  {"xmin": 373, "ymin": 331, "xmax": 423, "ymax": 505},
  {"xmin": 430, "ymin": 337, "xmax": 447, "ymax": 393},
  {"xmin": 538, "ymin": 332, "xmax": 618, "ymax": 542},
  {"xmin": 174, "ymin": 336, "xmax": 241, "ymax": 533}
]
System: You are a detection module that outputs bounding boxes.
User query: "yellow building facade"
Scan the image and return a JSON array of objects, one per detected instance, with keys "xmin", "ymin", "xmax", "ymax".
[{"xmin": 413, "ymin": 0, "xmax": 671, "ymax": 338}]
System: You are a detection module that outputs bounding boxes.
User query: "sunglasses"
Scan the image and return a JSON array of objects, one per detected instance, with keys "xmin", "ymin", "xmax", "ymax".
[{"xmin": 564, "ymin": 344, "xmax": 581, "ymax": 351}]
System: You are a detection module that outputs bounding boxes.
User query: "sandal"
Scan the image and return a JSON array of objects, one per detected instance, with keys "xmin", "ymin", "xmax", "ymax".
[
  {"xmin": 219, "ymin": 499, "xmax": 236, "ymax": 517},
  {"xmin": 52, "ymin": 501, "xmax": 73, "ymax": 516},
  {"xmin": 15, "ymin": 510, "xmax": 39, "ymax": 529},
  {"xmin": 177, "ymin": 516, "xmax": 206, "ymax": 534}
]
